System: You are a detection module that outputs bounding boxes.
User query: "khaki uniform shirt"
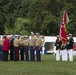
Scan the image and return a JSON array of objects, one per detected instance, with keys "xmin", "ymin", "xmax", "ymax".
[
  {"xmin": 22, "ymin": 39, "xmax": 29, "ymax": 46},
  {"xmin": 0, "ymin": 39, "xmax": 4, "ymax": 46},
  {"xmin": 29, "ymin": 37, "xmax": 35, "ymax": 46},
  {"xmin": 36, "ymin": 37, "xmax": 42, "ymax": 46},
  {"xmin": 14, "ymin": 38, "xmax": 19, "ymax": 47}
]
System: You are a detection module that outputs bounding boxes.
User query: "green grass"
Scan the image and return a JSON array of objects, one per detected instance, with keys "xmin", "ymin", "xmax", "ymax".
[{"xmin": 0, "ymin": 55, "xmax": 76, "ymax": 75}]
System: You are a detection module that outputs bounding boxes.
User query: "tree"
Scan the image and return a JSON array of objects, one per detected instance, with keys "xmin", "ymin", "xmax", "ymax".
[
  {"xmin": 0, "ymin": 0, "xmax": 76, "ymax": 36},
  {"xmin": 4, "ymin": 18, "xmax": 31, "ymax": 35}
]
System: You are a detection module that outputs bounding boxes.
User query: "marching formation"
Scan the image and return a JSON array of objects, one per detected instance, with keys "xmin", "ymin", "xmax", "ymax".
[
  {"xmin": 55, "ymin": 34, "xmax": 74, "ymax": 61},
  {"xmin": 0, "ymin": 32, "xmax": 43, "ymax": 62}
]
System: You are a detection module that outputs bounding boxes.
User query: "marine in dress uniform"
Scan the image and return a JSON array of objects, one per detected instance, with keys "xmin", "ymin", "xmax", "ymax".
[
  {"xmin": 0, "ymin": 37, "xmax": 4, "ymax": 61},
  {"xmin": 55, "ymin": 35, "xmax": 62, "ymax": 61},
  {"xmin": 35, "ymin": 33, "xmax": 42, "ymax": 61},
  {"xmin": 13, "ymin": 35, "xmax": 20, "ymax": 61},
  {"xmin": 1, "ymin": 37, "xmax": 4, "ymax": 61},
  {"xmin": 20, "ymin": 37, "xmax": 25, "ymax": 61},
  {"xmin": 61, "ymin": 43, "xmax": 68, "ymax": 61},
  {"xmin": 29, "ymin": 32, "xmax": 36, "ymax": 61},
  {"xmin": 67, "ymin": 34, "xmax": 74, "ymax": 61},
  {"xmin": 23, "ymin": 36, "xmax": 29, "ymax": 61}
]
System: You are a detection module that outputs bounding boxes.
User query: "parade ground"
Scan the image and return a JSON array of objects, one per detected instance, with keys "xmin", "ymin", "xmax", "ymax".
[{"xmin": 0, "ymin": 55, "xmax": 76, "ymax": 75}]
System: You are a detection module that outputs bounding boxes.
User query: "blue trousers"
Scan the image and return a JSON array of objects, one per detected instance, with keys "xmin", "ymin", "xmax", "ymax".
[
  {"xmin": 10, "ymin": 46, "xmax": 14, "ymax": 61},
  {"xmin": 36, "ymin": 46, "xmax": 41, "ymax": 61},
  {"xmin": 0, "ymin": 46, "xmax": 2, "ymax": 60},
  {"xmin": 20, "ymin": 47, "xmax": 24, "ymax": 61},
  {"xmin": 2, "ymin": 50, "xmax": 8, "ymax": 61},
  {"xmin": 24, "ymin": 46, "xmax": 29, "ymax": 61},
  {"xmin": 1, "ymin": 50, "xmax": 4, "ymax": 61},
  {"xmin": 30, "ymin": 46, "xmax": 35, "ymax": 61}
]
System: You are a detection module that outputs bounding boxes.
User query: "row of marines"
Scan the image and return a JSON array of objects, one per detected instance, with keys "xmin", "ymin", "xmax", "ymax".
[
  {"xmin": 55, "ymin": 34, "xmax": 74, "ymax": 61},
  {"xmin": 0, "ymin": 32, "xmax": 42, "ymax": 61}
]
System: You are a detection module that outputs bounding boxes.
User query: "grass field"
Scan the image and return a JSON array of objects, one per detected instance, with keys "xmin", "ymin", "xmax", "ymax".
[{"xmin": 0, "ymin": 55, "xmax": 76, "ymax": 75}]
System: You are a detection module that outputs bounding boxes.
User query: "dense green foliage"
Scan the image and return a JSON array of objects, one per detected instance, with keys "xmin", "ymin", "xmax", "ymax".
[
  {"xmin": 0, "ymin": 55, "xmax": 76, "ymax": 75},
  {"xmin": 0, "ymin": 0, "xmax": 76, "ymax": 36}
]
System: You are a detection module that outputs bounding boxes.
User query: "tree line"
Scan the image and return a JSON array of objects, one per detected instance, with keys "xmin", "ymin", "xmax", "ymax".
[{"xmin": 0, "ymin": 0, "xmax": 76, "ymax": 36}]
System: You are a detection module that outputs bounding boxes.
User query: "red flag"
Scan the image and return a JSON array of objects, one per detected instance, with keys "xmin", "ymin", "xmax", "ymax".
[
  {"xmin": 60, "ymin": 24, "xmax": 67, "ymax": 44},
  {"xmin": 60, "ymin": 11, "xmax": 69, "ymax": 44}
]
